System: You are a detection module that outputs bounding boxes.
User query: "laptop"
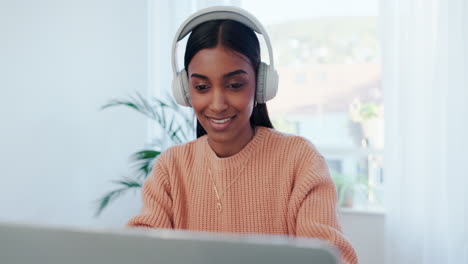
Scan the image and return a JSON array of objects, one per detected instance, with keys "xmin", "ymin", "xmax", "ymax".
[{"xmin": 0, "ymin": 221, "xmax": 338, "ymax": 264}]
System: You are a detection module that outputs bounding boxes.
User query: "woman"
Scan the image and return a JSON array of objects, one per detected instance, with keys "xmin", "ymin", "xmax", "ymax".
[{"xmin": 128, "ymin": 6, "xmax": 357, "ymax": 264}]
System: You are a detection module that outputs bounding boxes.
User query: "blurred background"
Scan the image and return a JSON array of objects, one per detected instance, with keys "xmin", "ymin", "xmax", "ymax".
[{"xmin": 0, "ymin": 1, "xmax": 466, "ymax": 264}]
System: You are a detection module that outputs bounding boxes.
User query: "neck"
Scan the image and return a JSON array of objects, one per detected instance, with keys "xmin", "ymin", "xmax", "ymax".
[{"xmin": 208, "ymin": 126, "xmax": 256, "ymax": 158}]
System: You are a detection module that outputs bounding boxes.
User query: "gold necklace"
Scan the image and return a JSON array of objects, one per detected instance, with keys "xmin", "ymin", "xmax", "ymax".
[
  {"xmin": 206, "ymin": 127, "xmax": 256, "ymax": 213},
  {"xmin": 208, "ymin": 165, "xmax": 248, "ymax": 213}
]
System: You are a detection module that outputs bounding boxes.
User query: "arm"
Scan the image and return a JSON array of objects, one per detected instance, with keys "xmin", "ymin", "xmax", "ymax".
[
  {"xmin": 126, "ymin": 158, "xmax": 173, "ymax": 229},
  {"xmin": 290, "ymin": 145, "xmax": 358, "ymax": 264}
]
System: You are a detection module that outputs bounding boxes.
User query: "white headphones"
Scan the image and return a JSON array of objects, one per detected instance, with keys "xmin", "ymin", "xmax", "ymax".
[{"xmin": 171, "ymin": 6, "xmax": 279, "ymax": 107}]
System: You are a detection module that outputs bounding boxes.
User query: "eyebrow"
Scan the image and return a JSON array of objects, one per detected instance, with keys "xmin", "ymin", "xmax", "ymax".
[{"xmin": 190, "ymin": 69, "xmax": 247, "ymax": 80}]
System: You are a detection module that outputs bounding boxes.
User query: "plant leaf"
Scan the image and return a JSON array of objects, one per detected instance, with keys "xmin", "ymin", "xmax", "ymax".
[
  {"xmin": 94, "ymin": 177, "xmax": 143, "ymax": 217},
  {"xmin": 130, "ymin": 150, "xmax": 160, "ymax": 179},
  {"xmin": 131, "ymin": 150, "xmax": 161, "ymax": 161}
]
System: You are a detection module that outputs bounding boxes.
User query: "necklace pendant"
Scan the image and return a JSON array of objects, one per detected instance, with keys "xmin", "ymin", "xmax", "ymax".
[{"xmin": 216, "ymin": 202, "xmax": 222, "ymax": 213}]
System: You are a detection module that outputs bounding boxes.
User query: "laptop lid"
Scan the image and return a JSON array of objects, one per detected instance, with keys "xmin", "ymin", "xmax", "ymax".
[{"xmin": 0, "ymin": 221, "xmax": 339, "ymax": 264}]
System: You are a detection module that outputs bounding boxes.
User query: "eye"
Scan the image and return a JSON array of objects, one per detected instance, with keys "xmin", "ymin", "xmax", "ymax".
[
  {"xmin": 194, "ymin": 84, "xmax": 209, "ymax": 91},
  {"xmin": 227, "ymin": 83, "xmax": 244, "ymax": 89}
]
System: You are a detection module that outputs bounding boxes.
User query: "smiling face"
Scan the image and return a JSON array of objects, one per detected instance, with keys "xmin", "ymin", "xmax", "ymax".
[{"xmin": 188, "ymin": 45, "xmax": 256, "ymax": 147}]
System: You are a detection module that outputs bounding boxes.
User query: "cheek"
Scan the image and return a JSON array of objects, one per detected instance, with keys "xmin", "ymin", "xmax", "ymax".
[
  {"xmin": 238, "ymin": 86, "xmax": 256, "ymax": 113},
  {"xmin": 190, "ymin": 93, "xmax": 204, "ymax": 114},
  {"xmin": 238, "ymin": 96, "xmax": 253, "ymax": 111}
]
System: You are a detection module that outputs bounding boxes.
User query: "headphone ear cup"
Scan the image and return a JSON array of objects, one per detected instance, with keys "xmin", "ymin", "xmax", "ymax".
[
  {"xmin": 256, "ymin": 62, "xmax": 268, "ymax": 104},
  {"xmin": 172, "ymin": 69, "xmax": 191, "ymax": 107},
  {"xmin": 265, "ymin": 66, "xmax": 278, "ymax": 102},
  {"xmin": 256, "ymin": 62, "xmax": 278, "ymax": 103}
]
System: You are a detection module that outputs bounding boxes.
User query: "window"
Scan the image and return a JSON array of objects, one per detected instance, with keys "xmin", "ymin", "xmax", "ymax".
[{"xmin": 242, "ymin": 0, "xmax": 384, "ymax": 210}]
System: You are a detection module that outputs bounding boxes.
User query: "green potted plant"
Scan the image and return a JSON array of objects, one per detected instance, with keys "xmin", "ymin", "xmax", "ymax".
[
  {"xmin": 94, "ymin": 92, "xmax": 194, "ymax": 216},
  {"xmin": 330, "ymin": 169, "xmax": 372, "ymax": 208}
]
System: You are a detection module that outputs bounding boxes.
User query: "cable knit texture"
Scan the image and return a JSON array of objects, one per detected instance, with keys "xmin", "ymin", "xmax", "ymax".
[{"xmin": 127, "ymin": 127, "xmax": 358, "ymax": 264}]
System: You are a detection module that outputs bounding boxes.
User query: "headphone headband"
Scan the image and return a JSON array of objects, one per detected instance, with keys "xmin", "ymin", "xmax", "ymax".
[
  {"xmin": 171, "ymin": 6, "xmax": 279, "ymax": 106},
  {"xmin": 171, "ymin": 6, "xmax": 275, "ymax": 74}
]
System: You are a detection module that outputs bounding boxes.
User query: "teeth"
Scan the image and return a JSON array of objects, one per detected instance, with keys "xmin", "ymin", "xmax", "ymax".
[{"xmin": 211, "ymin": 117, "xmax": 231, "ymax": 124}]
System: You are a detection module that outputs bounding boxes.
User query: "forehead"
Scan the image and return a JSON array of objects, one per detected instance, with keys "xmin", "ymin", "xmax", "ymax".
[{"xmin": 187, "ymin": 46, "xmax": 254, "ymax": 76}]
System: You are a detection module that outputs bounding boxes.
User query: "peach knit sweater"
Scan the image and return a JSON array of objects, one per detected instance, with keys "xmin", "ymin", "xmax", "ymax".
[{"xmin": 128, "ymin": 126, "xmax": 358, "ymax": 264}]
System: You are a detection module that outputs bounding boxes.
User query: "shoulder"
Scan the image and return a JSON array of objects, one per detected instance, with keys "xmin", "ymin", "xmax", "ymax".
[
  {"xmin": 260, "ymin": 127, "xmax": 323, "ymax": 160},
  {"xmin": 155, "ymin": 136, "xmax": 205, "ymax": 168},
  {"xmin": 261, "ymin": 128, "xmax": 329, "ymax": 184}
]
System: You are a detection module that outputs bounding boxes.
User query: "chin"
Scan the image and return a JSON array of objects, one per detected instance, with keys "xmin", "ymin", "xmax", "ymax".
[
  {"xmin": 203, "ymin": 123, "xmax": 236, "ymax": 141},
  {"xmin": 207, "ymin": 131, "xmax": 234, "ymax": 144}
]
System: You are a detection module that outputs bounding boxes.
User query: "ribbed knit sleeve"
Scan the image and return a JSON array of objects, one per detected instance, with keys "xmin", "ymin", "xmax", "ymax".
[
  {"xmin": 127, "ymin": 154, "xmax": 173, "ymax": 229},
  {"xmin": 289, "ymin": 140, "xmax": 358, "ymax": 264}
]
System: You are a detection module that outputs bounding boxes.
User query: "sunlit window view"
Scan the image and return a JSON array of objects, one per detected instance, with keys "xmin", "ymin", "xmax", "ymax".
[{"xmin": 242, "ymin": 0, "xmax": 383, "ymax": 210}]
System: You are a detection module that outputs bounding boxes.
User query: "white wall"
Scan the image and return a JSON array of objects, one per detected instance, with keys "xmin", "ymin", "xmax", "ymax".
[
  {"xmin": 0, "ymin": 0, "xmax": 148, "ymax": 227},
  {"xmin": 341, "ymin": 209, "xmax": 385, "ymax": 264}
]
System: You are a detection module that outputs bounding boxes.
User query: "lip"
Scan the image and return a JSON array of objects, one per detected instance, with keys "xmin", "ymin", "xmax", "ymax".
[{"xmin": 206, "ymin": 115, "xmax": 236, "ymax": 131}]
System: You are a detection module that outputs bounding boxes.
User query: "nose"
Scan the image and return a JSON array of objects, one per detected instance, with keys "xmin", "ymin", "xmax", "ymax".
[{"xmin": 209, "ymin": 87, "xmax": 228, "ymax": 113}]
